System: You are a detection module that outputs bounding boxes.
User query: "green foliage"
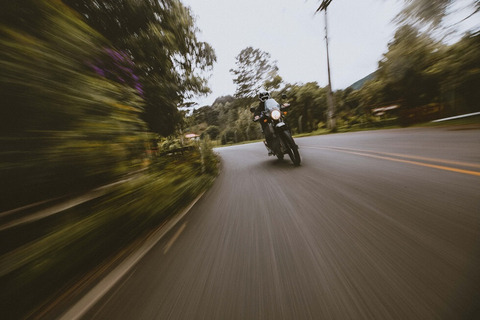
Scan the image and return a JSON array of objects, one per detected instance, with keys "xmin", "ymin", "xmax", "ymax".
[
  {"xmin": 355, "ymin": 79, "xmax": 388, "ymax": 112},
  {"xmin": 396, "ymin": 0, "xmax": 480, "ymax": 31},
  {"xmin": 233, "ymin": 108, "xmax": 262, "ymax": 142},
  {"xmin": 427, "ymin": 31, "xmax": 480, "ymax": 114},
  {"xmin": 63, "ymin": 0, "xmax": 216, "ymax": 136},
  {"xmin": 0, "ymin": 0, "xmax": 149, "ymax": 210},
  {"xmin": 377, "ymin": 25, "xmax": 442, "ymax": 109},
  {"xmin": 199, "ymin": 139, "xmax": 219, "ymax": 175},
  {"xmin": 192, "ymin": 105, "xmax": 219, "ymax": 126},
  {"xmin": 264, "ymin": 74, "xmax": 283, "ymax": 92},
  {"xmin": 0, "ymin": 0, "xmax": 218, "ymax": 210},
  {"xmin": 396, "ymin": 0, "xmax": 452, "ymax": 29},
  {"xmin": 204, "ymin": 125, "xmax": 220, "ymax": 140},
  {"xmin": 282, "ymin": 82, "xmax": 328, "ymax": 133},
  {"xmin": 221, "ymin": 128, "xmax": 236, "ymax": 145},
  {"xmin": 159, "ymin": 137, "xmax": 183, "ymax": 153},
  {"xmin": 355, "ymin": 25, "xmax": 480, "ymax": 124}
]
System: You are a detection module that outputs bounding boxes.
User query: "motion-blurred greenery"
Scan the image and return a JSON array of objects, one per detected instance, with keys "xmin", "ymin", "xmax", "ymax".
[
  {"xmin": 1, "ymin": 0, "xmax": 215, "ymax": 211},
  {"xmin": 0, "ymin": 147, "xmax": 218, "ymax": 319},
  {"xmin": 1, "ymin": 0, "xmax": 144, "ymax": 210},
  {"xmin": 0, "ymin": 0, "xmax": 218, "ymax": 317}
]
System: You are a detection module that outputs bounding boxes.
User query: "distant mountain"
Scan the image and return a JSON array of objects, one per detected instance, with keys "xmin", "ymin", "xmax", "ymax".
[{"xmin": 348, "ymin": 71, "xmax": 377, "ymax": 90}]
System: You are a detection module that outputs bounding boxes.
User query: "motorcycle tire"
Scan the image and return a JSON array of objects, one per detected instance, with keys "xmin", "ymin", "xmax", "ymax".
[
  {"xmin": 282, "ymin": 130, "xmax": 301, "ymax": 166},
  {"xmin": 290, "ymin": 147, "xmax": 301, "ymax": 166}
]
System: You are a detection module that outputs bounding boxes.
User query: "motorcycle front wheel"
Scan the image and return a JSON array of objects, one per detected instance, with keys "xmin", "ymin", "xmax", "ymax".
[
  {"xmin": 288, "ymin": 146, "xmax": 301, "ymax": 166},
  {"xmin": 282, "ymin": 130, "xmax": 301, "ymax": 166}
]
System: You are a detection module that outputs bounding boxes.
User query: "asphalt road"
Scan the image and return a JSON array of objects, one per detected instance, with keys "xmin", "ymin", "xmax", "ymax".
[{"xmin": 82, "ymin": 127, "xmax": 479, "ymax": 320}]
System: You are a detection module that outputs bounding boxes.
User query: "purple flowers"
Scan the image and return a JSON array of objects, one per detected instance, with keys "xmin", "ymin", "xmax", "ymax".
[{"xmin": 89, "ymin": 48, "xmax": 143, "ymax": 97}]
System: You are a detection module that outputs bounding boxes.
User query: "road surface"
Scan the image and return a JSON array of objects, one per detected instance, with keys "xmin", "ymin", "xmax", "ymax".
[{"xmin": 81, "ymin": 127, "xmax": 479, "ymax": 319}]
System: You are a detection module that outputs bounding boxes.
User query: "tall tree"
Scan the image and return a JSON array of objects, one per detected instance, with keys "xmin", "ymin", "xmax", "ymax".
[
  {"xmin": 63, "ymin": 0, "xmax": 216, "ymax": 136},
  {"xmin": 396, "ymin": 0, "xmax": 480, "ymax": 31},
  {"xmin": 428, "ymin": 31, "xmax": 480, "ymax": 114},
  {"xmin": 230, "ymin": 47, "xmax": 278, "ymax": 100},
  {"xmin": 377, "ymin": 25, "xmax": 442, "ymax": 110},
  {"xmin": 283, "ymin": 82, "xmax": 327, "ymax": 133}
]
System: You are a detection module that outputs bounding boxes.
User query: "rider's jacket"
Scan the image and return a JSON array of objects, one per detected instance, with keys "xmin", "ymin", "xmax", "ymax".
[{"xmin": 253, "ymin": 101, "xmax": 266, "ymax": 118}]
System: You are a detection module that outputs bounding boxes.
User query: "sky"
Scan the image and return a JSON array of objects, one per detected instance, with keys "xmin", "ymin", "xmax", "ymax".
[
  {"xmin": 180, "ymin": 0, "xmax": 471, "ymax": 107},
  {"xmin": 181, "ymin": 0, "xmax": 404, "ymax": 106}
]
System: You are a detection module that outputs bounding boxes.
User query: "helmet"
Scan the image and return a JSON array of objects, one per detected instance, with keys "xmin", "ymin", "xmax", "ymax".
[{"xmin": 259, "ymin": 91, "xmax": 270, "ymax": 102}]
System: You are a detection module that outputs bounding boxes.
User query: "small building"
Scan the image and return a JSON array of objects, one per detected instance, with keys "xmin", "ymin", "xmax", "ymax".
[
  {"xmin": 372, "ymin": 105, "xmax": 399, "ymax": 117},
  {"xmin": 185, "ymin": 133, "xmax": 200, "ymax": 141}
]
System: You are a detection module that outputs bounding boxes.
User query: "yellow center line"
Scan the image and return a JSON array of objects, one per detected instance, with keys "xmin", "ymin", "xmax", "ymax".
[
  {"xmin": 326, "ymin": 146, "xmax": 480, "ymax": 169},
  {"xmin": 303, "ymin": 146, "xmax": 480, "ymax": 177}
]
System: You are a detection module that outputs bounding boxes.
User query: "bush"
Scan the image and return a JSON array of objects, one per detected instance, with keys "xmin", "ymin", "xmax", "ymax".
[{"xmin": 205, "ymin": 125, "xmax": 220, "ymax": 140}]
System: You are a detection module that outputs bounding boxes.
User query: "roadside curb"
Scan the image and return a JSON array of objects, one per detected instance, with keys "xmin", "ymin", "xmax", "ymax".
[{"xmin": 55, "ymin": 191, "xmax": 206, "ymax": 320}]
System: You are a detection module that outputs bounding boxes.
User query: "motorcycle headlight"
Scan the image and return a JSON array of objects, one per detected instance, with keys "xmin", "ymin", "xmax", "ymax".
[{"xmin": 271, "ymin": 109, "xmax": 281, "ymax": 120}]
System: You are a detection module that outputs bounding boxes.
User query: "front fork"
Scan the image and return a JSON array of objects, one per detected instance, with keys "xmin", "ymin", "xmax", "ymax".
[
  {"xmin": 275, "ymin": 122, "xmax": 292, "ymax": 153},
  {"xmin": 264, "ymin": 121, "xmax": 292, "ymax": 154}
]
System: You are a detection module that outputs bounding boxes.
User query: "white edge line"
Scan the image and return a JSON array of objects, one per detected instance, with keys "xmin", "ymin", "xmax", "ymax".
[
  {"xmin": 58, "ymin": 191, "xmax": 206, "ymax": 320},
  {"xmin": 432, "ymin": 111, "xmax": 480, "ymax": 122}
]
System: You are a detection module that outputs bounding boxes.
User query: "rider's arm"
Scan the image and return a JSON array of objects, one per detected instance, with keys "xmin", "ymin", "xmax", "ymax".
[{"xmin": 253, "ymin": 102, "xmax": 264, "ymax": 121}]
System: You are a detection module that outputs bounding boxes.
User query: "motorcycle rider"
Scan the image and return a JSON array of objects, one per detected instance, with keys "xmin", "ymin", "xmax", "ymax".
[
  {"xmin": 252, "ymin": 91, "xmax": 269, "ymax": 120},
  {"xmin": 252, "ymin": 91, "xmax": 275, "ymax": 155}
]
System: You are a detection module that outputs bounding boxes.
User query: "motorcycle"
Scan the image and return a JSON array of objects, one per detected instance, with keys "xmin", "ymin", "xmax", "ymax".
[{"xmin": 251, "ymin": 97, "xmax": 301, "ymax": 166}]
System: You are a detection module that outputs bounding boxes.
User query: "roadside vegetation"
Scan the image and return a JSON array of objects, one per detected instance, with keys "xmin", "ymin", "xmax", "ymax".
[
  {"xmin": 1, "ymin": 146, "xmax": 217, "ymax": 319},
  {"xmin": 1, "ymin": 1, "xmax": 217, "ymax": 318},
  {"xmin": 1, "ymin": 0, "xmax": 216, "ymax": 212}
]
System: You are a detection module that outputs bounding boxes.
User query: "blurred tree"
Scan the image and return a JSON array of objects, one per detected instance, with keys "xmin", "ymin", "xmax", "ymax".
[
  {"xmin": 192, "ymin": 106, "xmax": 219, "ymax": 126},
  {"xmin": 264, "ymin": 74, "xmax": 283, "ymax": 92},
  {"xmin": 296, "ymin": 83, "xmax": 327, "ymax": 132},
  {"xmin": 0, "ymin": 0, "xmax": 149, "ymax": 209},
  {"xmin": 342, "ymin": 88, "xmax": 361, "ymax": 114},
  {"xmin": 233, "ymin": 108, "xmax": 261, "ymax": 142},
  {"xmin": 63, "ymin": 0, "xmax": 216, "ymax": 136},
  {"xmin": 230, "ymin": 47, "xmax": 278, "ymax": 100},
  {"xmin": 204, "ymin": 125, "xmax": 220, "ymax": 140},
  {"xmin": 215, "ymin": 102, "xmax": 231, "ymax": 132},
  {"xmin": 377, "ymin": 25, "xmax": 442, "ymax": 110},
  {"xmin": 396, "ymin": 0, "xmax": 480, "ymax": 31},
  {"xmin": 335, "ymin": 88, "xmax": 356, "ymax": 114},
  {"xmin": 282, "ymin": 82, "xmax": 327, "ymax": 133},
  {"xmin": 428, "ymin": 31, "xmax": 480, "ymax": 114},
  {"xmin": 220, "ymin": 128, "xmax": 236, "ymax": 145}
]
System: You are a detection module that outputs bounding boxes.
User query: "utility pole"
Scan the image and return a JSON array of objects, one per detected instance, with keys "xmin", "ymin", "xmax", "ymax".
[{"xmin": 317, "ymin": 0, "xmax": 336, "ymax": 131}]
